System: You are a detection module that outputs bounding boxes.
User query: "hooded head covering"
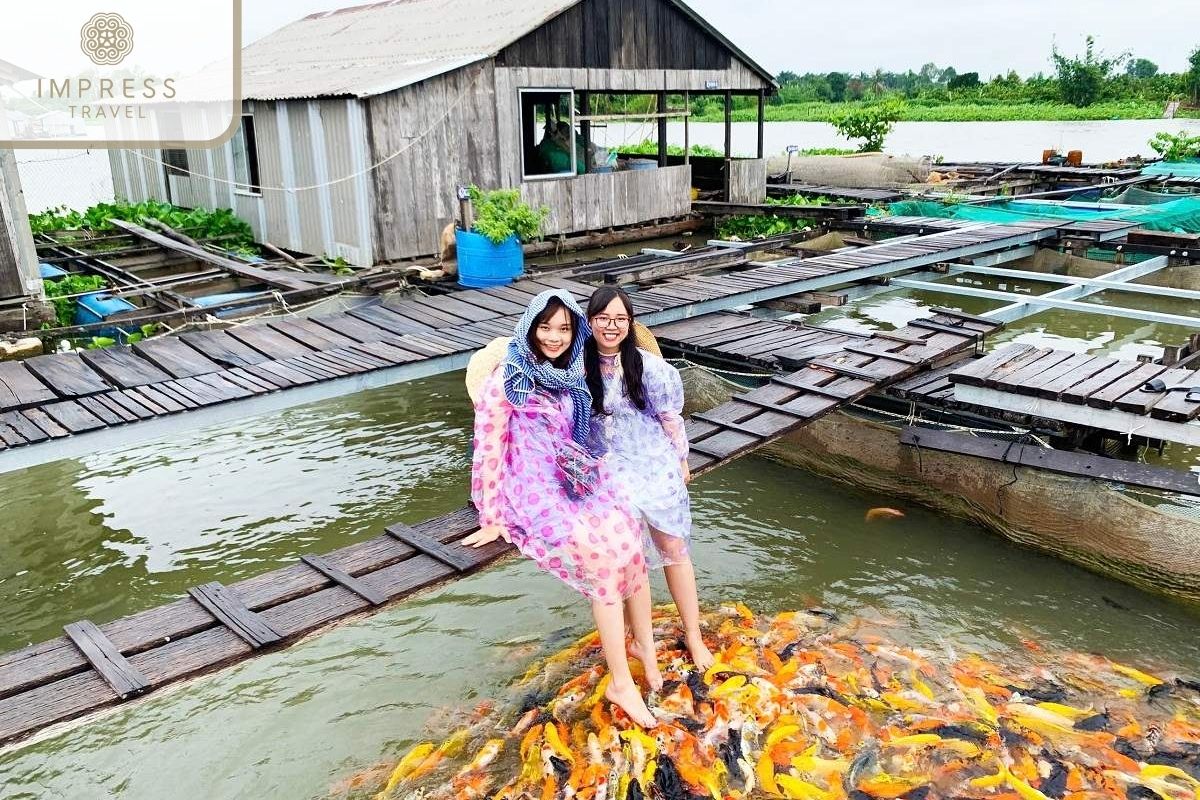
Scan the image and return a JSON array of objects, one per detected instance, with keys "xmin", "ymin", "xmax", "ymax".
[{"xmin": 503, "ymin": 289, "xmax": 595, "ymax": 450}]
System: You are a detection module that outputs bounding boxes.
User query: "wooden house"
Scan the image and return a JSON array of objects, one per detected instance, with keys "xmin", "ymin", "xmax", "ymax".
[{"xmin": 108, "ymin": 0, "xmax": 776, "ymax": 266}]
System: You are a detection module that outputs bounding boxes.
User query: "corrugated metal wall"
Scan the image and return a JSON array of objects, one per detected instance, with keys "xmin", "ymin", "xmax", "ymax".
[{"xmin": 106, "ymin": 99, "xmax": 376, "ymax": 267}]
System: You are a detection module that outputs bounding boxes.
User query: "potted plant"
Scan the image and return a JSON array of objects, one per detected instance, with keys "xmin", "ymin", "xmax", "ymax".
[{"xmin": 456, "ymin": 186, "xmax": 549, "ymax": 288}]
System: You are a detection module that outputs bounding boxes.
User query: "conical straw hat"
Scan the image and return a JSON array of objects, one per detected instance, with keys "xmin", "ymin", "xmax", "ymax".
[{"xmin": 464, "ymin": 323, "xmax": 662, "ymax": 404}]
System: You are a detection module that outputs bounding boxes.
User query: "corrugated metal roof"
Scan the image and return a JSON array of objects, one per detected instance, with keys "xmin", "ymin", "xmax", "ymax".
[
  {"xmin": 241, "ymin": 0, "xmax": 576, "ymax": 100},
  {"xmin": 241, "ymin": 0, "xmax": 777, "ymax": 101}
]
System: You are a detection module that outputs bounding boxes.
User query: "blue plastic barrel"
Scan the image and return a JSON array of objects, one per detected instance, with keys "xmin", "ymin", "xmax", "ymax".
[
  {"xmin": 456, "ymin": 230, "xmax": 524, "ymax": 288},
  {"xmin": 39, "ymin": 263, "xmax": 68, "ymax": 280},
  {"xmin": 74, "ymin": 292, "xmax": 138, "ymax": 327}
]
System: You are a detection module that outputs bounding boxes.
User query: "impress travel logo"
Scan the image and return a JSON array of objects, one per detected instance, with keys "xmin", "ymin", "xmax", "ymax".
[{"xmin": 0, "ymin": 1, "xmax": 241, "ymax": 148}]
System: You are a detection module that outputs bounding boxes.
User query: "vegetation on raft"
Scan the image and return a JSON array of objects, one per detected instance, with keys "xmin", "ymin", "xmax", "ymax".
[
  {"xmin": 29, "ymin": 199, "xmax": 258, "ymax": 253},
  {"xmin": 693, "ymin": 100, "xmax": 1199, "ymax": 124}
]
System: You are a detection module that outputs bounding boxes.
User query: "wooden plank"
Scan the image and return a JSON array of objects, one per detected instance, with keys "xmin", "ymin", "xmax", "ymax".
[
  {"xmin": 899, "ymin": 427, "xmax": 1200, "ymax": 497},
  {"xmin": 24, "ymin": 353, "xmax": 111, "ymax": 397},
  {"xmin": 993, "ymin": 350, "xmax": 1078, "ymax": 393},
  {"xmin": 385, "ymin": 522, "xmax": 475, "ymax": 572},
  {"xmin": 75, "ymin": 395, "xmax": 127, "ymax": 426},
  {"xmin": 309, "ymin": 313, "xmax": 394, "ymax": 344},
  {"xmin": 907, "ymin": 318, "xmax": 984, "ymax": 340},
  {"xmin": 1113, "ymin": 367, "xmax": 1198, "ymax": 415},
  {"xmin": 79, "ymin": 347, "xmax": 173, "ymax": 388},
  {"xmin": 947, "ymin": 344, "xmax": 1036, "ymax": 387},
  {"xmin": 22, "ymin": 407, "xmax": 69, "ymax": 438},
  {"xmin": 1086, "ymin": 363, "xmax": 1165, "ymax": 410},
  {"xmin": 187, "ymin": 582, "xmax": 283, "ymax": 649},
  {"xmin": 0, "ymin": 362, "xmax": 57, "ymax": 408},
  {"xmin": 347, "ymin": 304, "xmax": 439, "ymax": 337},
  {"xmin": 133, "ymin": 337, "xmax": 223, "ymax": 379},
  {"xmin": 179, "ymin": 330, "xmax": 270, "ymax": 368},
  {"xmin": 0, "ymin": 410, "xmax": 44, "ymax": 443},
  {"xmin": 1059, "ymin": 360, "xmax": 1143, "ymax": 405},
  {"xmin": 62, "ymin": 620, "xmax": 149, "ymax": 699},
  {"xmin": 300, "ymin": 555, "xmax": 387, "ymax": 606},
  {"xmin": 1022, "ymin": 354, "xmax": 1106, "ymax": 398},
  {"xmin": 108, "ymin": 219, "xmax": 318, "ymax": 292},
  {"xmin": 93, "ymin": 392, "xmax": 142, "ymax": 422},
  {"xmin": 268, "ymin": 319, "xmax": 356, "ymax": 351},
  {"xmin": 39, "ymin": 401, "xmax": 105, "ymax": 434},
  {"xmin": 409, "ymin": 294, "xmax": 499, "ymax": 324},
  {"xmin": 228, "ymin": 326, "xmax": 316, "ymax": 360},
  {"xmin": 129, "ymin": 385, "xmax": 184, "ymax": 414}
]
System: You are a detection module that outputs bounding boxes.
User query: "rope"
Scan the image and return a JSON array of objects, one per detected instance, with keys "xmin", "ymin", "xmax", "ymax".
[{"xmin": 120, "ymin": 68, "xmax": 483, "ymax": 194}]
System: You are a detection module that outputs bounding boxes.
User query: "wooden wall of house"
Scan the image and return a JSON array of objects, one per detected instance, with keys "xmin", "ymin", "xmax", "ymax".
[
  {"xmin": 497, "ymin": 0, "xmax": 770, "ymax": 87},
  {"xmin": 0, "ymin": 150, "xmax": 37, "ymax": 301},
  {"xmin": 107, "ymin": 99, "xmax": 376, "ymax": 267},
  {"xmin": 366, "ymin": 62, "xmax": 502, "ymax": 262},
  {"xmin": 728, "ymin": 159, "xmax": 767, "ymax": 204},
  {"xmin": 521, "ymin": 165, "xmax": 692, "ymax": 235}
]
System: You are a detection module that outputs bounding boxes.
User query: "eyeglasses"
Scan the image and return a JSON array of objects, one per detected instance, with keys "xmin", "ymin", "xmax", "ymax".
[{"xmin": 592, "ymin": 315, "xmax": 630, "ymax": 329}]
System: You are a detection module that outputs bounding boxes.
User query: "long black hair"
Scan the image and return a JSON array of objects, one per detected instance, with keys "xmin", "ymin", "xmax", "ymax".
[
  {"xmin": 526, "ymin": 295, "xmax": 579, "ymax": 369},
  {"xmin": 584, "ymin": 287, "xmax": 646, "ymax": 415}
]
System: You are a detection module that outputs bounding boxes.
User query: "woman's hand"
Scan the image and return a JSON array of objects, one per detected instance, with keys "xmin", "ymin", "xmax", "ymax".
[
  {"xmin": 680, "ymin": 458, "xmax": 691, "ymax": 485},
  {"xmin": 461, "ymin": 525, "xmax": 510, "ymax": 548}
]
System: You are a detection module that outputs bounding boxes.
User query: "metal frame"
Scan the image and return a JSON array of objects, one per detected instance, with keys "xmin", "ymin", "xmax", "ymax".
[
  {"xmin": 640, "ymin": 225, "xmax": 1062, "ymax": 326},
  {"xmin": 946, "ymin": 263, "xmax": 1200, "ymax": 303}
]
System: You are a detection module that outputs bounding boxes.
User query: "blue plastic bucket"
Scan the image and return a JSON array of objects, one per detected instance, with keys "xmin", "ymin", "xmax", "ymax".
[
  {"xmin": 456, "ymin": 230, "xmax": 524, "ymax": 288},
  {"xmin": 74, "ymin": 292, "xmax": 138, "ymax": 328}
]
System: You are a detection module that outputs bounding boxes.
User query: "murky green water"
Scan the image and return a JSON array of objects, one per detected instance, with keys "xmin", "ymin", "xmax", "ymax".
[{"xmin": 1, "ymin": 370, "xmax": 1199, "ymax": 799}]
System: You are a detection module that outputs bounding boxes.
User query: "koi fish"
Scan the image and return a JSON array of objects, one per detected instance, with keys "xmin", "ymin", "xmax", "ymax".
[{"xmin": 865, "ymin": 507, "xmax": 905, "ymax": 522}]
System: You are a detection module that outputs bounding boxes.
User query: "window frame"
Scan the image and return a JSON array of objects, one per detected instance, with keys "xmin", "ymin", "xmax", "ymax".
[
  {"xmin": 518, "ymin": 87, "xmax": 577, "ymax": 182},
  {"xmin": 231, "ymin": 113, "xmax": 261, "ymax": 196}
]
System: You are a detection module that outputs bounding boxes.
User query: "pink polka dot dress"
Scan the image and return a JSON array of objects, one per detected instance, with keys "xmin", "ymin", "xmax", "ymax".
[
  {"xmin": 471, "ymin": 368, "xmax": 648, "ymax": 604},
  {"xmin": 591, "ymin": 350, "xmax": 692, "ymax": 566}
]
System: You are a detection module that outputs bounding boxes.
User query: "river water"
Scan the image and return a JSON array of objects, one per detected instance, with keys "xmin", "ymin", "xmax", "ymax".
[
  {"xmin": 2, "ymin": 313, "xmax": 1200, "ymax": 797},
  {"xmin": 594, "ymin": 118, "xmax": 1200, "ymax": 162}
]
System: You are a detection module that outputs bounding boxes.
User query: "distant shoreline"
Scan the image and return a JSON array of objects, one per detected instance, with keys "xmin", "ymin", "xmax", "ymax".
[{"xmin": 692, "ymin": 101, "xmax": 1200, "ymax": 124}]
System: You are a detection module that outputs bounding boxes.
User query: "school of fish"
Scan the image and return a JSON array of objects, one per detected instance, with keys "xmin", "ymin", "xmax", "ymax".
[{"xmin": 344, "ymin": 605, "xmax": 1200, "ymax": 800}]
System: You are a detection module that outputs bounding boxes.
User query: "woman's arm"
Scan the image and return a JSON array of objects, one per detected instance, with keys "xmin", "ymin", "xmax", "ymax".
[{"xmin": 646, "ymin": 355, "xmax": 690, "ymax": 461}]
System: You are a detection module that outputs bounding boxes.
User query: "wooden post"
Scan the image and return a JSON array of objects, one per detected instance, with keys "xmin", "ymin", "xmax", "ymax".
[
  {"xmin": 0, "ymin": 149, "xmax": 43, "ymax": 328},
  {"xmin": 757, "ymin": 89, "xmax": 765, "ymax": 159},
  {"xmin": 657, "ymin": 91, "xmax": 668, "ymax": 167},
  {"xmin": 683, "ymin": 91, "xmax": 690, "ymax": 165},
  {"xmin": 723, "ymin": 90, "xmax": 733, "ymax": 201},
  {"xmin": 581, "ymin": 92, "xmax": 593, "ymax": 174},
  {"xmin": 456, "ymin": 185, "xmax": 475, "ymax": 231}
]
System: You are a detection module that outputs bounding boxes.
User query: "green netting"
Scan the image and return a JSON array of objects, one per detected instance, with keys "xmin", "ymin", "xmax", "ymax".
[
  {"xmin": 1107, "ymin": 186, "xmax": 1185, "ymax": 205},
  {"xmin": 885, "ymin": 197, "xmax": 1200, "ymax": 233},
  {"xmin": 1141, "ymin": 159, "xmax": 1200, "ymax": 178}
]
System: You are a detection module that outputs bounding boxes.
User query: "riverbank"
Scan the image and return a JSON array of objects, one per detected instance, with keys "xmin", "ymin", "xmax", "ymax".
[{"xmin": 694, "ymin": 100, "xmax": 1200, "ymax": 123}]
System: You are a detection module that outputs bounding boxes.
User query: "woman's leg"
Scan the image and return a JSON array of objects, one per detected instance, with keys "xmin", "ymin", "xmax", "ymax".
[
  {"xmin": 624, "ymin": 583, "xmax": 663, "ymax": 691},
  {"xmin": 592, "ymin": 599, "xmax": 656, "ymax": 727},
  {"xmin": 651, "ymin": 529, "xmax": 715, "ymax": 671}
]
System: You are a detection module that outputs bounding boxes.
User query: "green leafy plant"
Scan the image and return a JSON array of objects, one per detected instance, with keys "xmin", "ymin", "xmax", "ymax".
[
  {"xmin": 42, "ymin": 274, "xmax": 108, "ymax": 327},
  {"xmin": 795, "ymin": 147, "xmax": 856, "ymax": 156},
  {"xmin": 468, "ymin": 186, "xmax": 549, "ymax": 244},
  {"xmin": 830, "ymin": 101, "xmax": 903, "ymax": 152},
  {"xmin": 1148, "ymin": 130, "xmax": 1200, "ymax": 161},
  {"xmin": 320, "ymin": 255, "xmax": 355, "ymax": 276},
  {"xmin": 30, "ymin": 200, "xmax": 255, "ymax": 248},
  {"xmin": 619, "ymin": 139, "xmax": 724, "ymax": 158},
  {"xmin": 86, "ymin": 336, "xmax": 116, "ymax": 349}
]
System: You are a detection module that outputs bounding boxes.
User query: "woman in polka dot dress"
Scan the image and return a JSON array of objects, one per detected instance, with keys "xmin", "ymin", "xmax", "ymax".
[
  {"xmin": 584, "ymin": 287, "xmax": 714, "ymax": 673},
  {"xmin": 462, "ymin": 289, "xmax": 658, "ymax": 727}
]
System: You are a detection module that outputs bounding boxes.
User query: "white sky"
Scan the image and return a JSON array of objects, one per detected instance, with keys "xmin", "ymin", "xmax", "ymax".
[{"xmin": 242, "ymin": 0, "xmax": 1200, "ymax": 77}]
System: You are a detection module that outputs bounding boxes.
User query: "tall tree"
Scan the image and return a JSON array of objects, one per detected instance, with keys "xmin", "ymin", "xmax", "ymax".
[
  {"xmin": 1124, "ymin": 58, "xmax": 1158, "ymax": 79},
  {"xmin": 1189, "ymin": 46, "xmax": 1200, "ymax": 103},
  {"xmin": 827, "ymin": 72, "xmax": 847, "ymax": 103},
  {"xmin": 1051, "ymin": 35, "xmax": 1127, "ymax": 106}
]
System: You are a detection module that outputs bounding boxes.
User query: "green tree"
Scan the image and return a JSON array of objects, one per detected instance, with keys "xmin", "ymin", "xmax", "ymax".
[
  {"xmin": 831, "ymin": 101, "xmax": 903, "ymax": 152},
  {"xmin": 1051, "ymin": 35, "xmax": 1128, "ymax": 106},
  {"xmin": 948, "ymin": 72, "xmax": 980, "ymax": 91},
  {"xmin": 1124, "ymin": 58, "xmax": 1158, "ymax": 79},
  {"xmin": 827, "ymin": 72, "xmax": 847, "ymax": 102},
  {"xmin": 1189, "ymin": 46, "xmax": 1200, "ymax": 103}
]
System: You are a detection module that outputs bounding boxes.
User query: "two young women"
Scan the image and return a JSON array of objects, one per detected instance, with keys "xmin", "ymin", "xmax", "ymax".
[{"xmin": 463, "ymin": 287, "xmax": 709, "ymax": 727}]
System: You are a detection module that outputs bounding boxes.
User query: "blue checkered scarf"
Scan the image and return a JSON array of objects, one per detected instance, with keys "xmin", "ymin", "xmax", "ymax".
[{"xmin": 503, "ymin": 289, "xmax": 595, "ymax": 452}]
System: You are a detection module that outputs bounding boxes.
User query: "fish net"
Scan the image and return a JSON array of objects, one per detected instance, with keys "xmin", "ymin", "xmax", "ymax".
[
  {"xmin": 344, "ymin": 605, "xmax": 1200, "ymax": 800},
  {"xmin": 766, "ymin": 153, "xmax": 933, "ymax": 189},
  {"xmin": 883, "ymin": 197, "xmax": 1200, "ymax": 234}
]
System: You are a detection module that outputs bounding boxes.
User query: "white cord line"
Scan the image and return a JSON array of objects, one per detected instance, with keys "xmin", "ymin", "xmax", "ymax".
[{"xmin": 121, "ymin": 68, "xmax": 482, "ymax": 194}]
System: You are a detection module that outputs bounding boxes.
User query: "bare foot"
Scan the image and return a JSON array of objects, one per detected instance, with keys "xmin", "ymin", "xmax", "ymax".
[
  {"xmin": 685, "ymin": 633, "xmax": 716, "ymax": 672},
  {"xmin": 605, "ymin": 680, "xmax": 657, "ymax": 728},
  {"xmin": 628, "ymin": 640, "xmax": 664, "ymax": 692}
]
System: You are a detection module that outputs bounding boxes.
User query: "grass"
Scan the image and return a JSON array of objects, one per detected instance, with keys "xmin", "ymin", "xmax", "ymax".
[{"xmin": 693, "ymin": 100, "xmax": 1200, "ymax": 123}]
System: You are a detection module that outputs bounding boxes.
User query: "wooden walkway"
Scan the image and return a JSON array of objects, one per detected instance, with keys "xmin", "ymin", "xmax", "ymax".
[
  {"xmin": 0, "ymin": 222, "xmax": 1066, "ymax": 473},
  {"xmin": 0, "ymin": 308, "xmax": 995, "ymax": 747}
]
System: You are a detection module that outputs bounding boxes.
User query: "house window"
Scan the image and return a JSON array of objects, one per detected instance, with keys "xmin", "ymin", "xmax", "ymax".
[
  {"xmin": 231, "ymin": 114, "xmax": 261, "ymax": 194},
  {"xmin": 162, "ymin": 149, "xmax": 189, "ymax": 176},
  {"xmin": 519, "ymin": 89, "xmax": 576, "ymax": 180}
]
